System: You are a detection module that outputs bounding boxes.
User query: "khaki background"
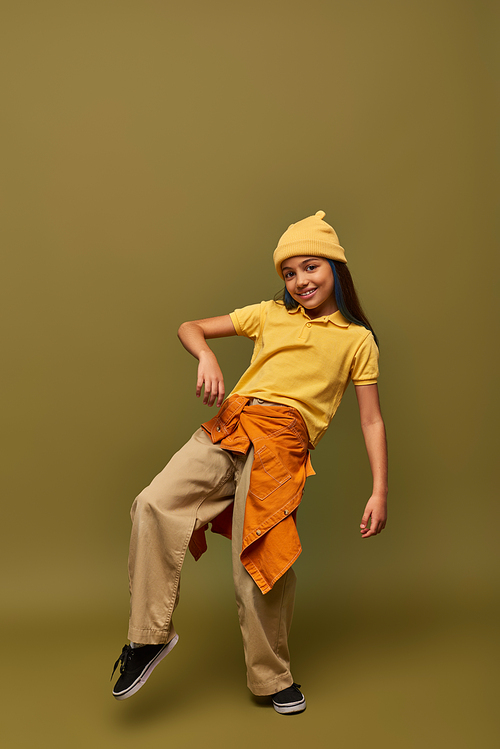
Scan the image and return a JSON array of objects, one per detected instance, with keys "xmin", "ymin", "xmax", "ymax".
[{"xmin": 1, "ymin": 1, "xmax": 498, "ymax": 747}]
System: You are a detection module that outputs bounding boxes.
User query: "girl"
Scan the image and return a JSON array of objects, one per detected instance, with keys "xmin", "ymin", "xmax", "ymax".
[{"xmin": 111, "ymin": 210, "xmax": 388, "ymax": 715}]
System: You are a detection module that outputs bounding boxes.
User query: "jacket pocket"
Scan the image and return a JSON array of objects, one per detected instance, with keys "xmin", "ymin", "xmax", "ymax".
[{"xmin": 249, "ymin": 445, "xmax": 291, "ymax": 501}]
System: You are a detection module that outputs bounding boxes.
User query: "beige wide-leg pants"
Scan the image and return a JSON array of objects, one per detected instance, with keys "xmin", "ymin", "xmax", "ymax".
[{"xmin": 127, "ymin": 426, "xmax": 296, "ymax": 696}]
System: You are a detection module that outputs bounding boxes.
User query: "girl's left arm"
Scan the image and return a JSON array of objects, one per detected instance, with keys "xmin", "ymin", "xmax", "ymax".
[{"xmin": 354, "ymin": 383, "xmax": 388, "ymax": 538}]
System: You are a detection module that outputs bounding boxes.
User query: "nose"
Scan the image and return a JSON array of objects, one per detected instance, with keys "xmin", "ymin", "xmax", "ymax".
[{"xmin": 295, "ymin": 271, "xmax": 308, "ymax": 288}]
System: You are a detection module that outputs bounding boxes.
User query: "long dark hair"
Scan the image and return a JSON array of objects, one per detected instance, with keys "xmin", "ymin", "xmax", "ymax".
[{"xmin": 275, "ymin": 258, "xmax": 378, "ymax": 346}]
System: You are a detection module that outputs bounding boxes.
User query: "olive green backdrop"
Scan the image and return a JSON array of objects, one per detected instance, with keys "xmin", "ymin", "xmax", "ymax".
[{"xmin": 1, "ymin": 1, "xmax": 498, "ymax": 747}]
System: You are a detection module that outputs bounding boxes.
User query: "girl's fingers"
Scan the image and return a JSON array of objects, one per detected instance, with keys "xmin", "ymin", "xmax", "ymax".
[
  {"xmin": 361, "ymin": 518, "xmax": 385, "ymax": 537},
  {"xmin": 196, "ymin": 364, "xmax": 206, "ymax": 398},
  {"xmin": 360, "ymin": 511, "xmax": 370, "ymax": 530},
  {"xmin": 200, "ymin": 376, "xmax": 210, "ymax": 404},
  {"xmin": 204, "ymin": 381, "xmax": 214, "ymax": 405},
  {"xmin": 214, "ymin": 383, "xmax": 225, "ymax": 407},
  {"xmin": 204, "ymin": 380, "xmax": 224, "ymax": 407}
]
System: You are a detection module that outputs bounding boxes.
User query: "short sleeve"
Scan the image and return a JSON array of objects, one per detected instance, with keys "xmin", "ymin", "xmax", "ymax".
[
  {"xmin": 229, "ymin": 302, "xmax": 265, "ymax": 340},
  {"xmin": 350, "ymin": 332, "xmax": 379, "ymax": 385}
]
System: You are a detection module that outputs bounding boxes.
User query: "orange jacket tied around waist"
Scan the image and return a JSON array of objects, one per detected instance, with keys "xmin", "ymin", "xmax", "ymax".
[{"xmin": 188, "ymin": 395, "xmax": 315, "ymax": 594}]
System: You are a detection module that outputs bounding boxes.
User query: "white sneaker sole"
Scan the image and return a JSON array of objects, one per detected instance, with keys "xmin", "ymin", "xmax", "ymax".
[
  {"xmin": 272, "ymin": 696, "xmax": 307, "ymax": 714},
  {"xmin": 113, "ymin": 634, "xmax": 179, "ymax": 701}
]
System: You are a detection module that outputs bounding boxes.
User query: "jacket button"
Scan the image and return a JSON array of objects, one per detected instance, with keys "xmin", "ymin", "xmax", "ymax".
[
  {"xmin": 216, "ymin": 426, "xmax": 220, "ymax": 432},
  {"xmin": 256, "ymin": 529, "xmax": 261, "ymax": 536},
  {"xmin": 284, "ymin": 510, "xmax": 289, "ymax": 515}
]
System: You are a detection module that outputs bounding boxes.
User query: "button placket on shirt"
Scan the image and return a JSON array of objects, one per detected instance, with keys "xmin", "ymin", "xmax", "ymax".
[
  {"xmin": 300, "ymin": 316, "xmax": 331, "ymax": 340},
  {"xmin": 298, "ymin": 321, "xmax": 311, "ymax": 340}
]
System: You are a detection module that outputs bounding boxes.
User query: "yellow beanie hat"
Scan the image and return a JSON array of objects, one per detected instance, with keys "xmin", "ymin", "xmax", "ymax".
[{"xmin": 273, "ymin": 210, "xmax": 347, "ymax": 278}]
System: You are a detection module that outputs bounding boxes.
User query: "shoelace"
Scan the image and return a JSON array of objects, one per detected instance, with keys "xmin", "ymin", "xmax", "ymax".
[{"xmin": 110, "ymin": 644, "xmax": 133, "ymax": 680}]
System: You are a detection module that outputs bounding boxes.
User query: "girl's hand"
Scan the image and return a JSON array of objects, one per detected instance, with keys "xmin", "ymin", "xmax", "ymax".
[
  {"xmin": 177, "ymin": 315, "xmax": 236, "ymax": 408},
  {"xmin": 196, "ymin": 350, "xmax": 225, "ymax": 407},
  {"xmin": 360, "ymin": 494, "xmax": 387, "ymax": 538}
]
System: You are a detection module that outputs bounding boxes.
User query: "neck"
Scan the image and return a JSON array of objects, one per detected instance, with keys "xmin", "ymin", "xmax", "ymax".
[{"xmin": 305, "ymin": 300, "xmax": 339, "ymax": 320}]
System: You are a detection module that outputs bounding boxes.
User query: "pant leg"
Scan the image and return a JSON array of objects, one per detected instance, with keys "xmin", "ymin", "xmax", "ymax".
[
  {"xmin": 127, "ymin": 428, "xmax": 239, "ymax": 645},
  {"xmin": 232, "ymin": 445, "xmax": 296, "ymax": 696}
]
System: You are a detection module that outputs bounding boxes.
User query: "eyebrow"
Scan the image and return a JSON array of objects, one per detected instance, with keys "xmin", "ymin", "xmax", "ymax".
[{"xmin": 281, "ymin": 258, "xmax": 319, "ymax": 271}]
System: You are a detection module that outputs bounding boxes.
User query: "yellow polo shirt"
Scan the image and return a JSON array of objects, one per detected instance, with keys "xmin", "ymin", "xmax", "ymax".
[{"xmin": 228, "ymin": 300, "xmax": 379, "ymax": 447}]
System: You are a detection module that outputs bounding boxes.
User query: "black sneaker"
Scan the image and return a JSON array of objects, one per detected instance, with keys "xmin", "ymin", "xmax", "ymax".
[
  {"xmin": 111, "ymin": 635, "xmax": 179, "ymax": 700},
  {"xmin": 272, "ymin": 682, "xmax": 306, "ymax": 714}
]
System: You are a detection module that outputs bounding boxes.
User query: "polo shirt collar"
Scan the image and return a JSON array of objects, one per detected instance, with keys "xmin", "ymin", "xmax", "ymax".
[{"xmin": 287, "ymin": 305, "xmax": 350, "ymax": 328}]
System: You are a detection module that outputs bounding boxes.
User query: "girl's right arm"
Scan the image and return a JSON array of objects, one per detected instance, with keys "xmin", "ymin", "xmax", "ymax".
[{"xmin": 177, "ymin": 315, "xmax": 237, "ymax": 407}]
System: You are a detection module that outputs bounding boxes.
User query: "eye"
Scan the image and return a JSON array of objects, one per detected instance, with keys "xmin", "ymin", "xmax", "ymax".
[
  {"xmin": 284, "ymin": 271, "xmax": 294, "ymax": 279},
  {"xmin": 306, "ymin": 264, "xmax": 318, "ymax": 271}
]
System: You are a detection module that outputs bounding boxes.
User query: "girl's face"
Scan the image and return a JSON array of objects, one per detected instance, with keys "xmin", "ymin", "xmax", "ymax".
[{"xmin": 281, "ymin": 256, "xmax": 338, "ymax": 319}]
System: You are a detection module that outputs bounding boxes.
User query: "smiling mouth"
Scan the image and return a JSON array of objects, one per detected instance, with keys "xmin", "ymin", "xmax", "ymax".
[{"xmin": 298, "ymin": 288, "xmax": 317, "ymax": 297}]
